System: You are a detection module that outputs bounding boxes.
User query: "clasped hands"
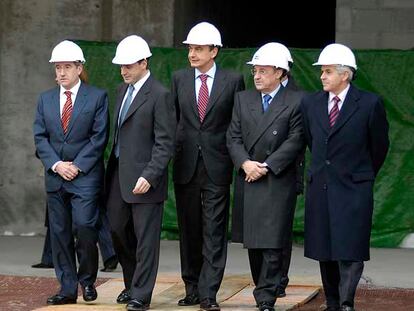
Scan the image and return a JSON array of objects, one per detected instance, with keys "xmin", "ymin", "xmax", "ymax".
[
  {"xmin": 55, "ymin": 161, "xmax": 80, "ymax": 181},
  {"xmin": 242, "ymin": 160, "xmax": 268, "ymax": 183}
]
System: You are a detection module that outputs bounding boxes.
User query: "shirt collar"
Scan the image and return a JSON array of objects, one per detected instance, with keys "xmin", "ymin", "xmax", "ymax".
[
  {"xmin": 329, "ymin": 83, "xmax": 350, "ymax": 103},
  {"xmin": 195, "ymin": 62, "xmax": 216, "ymax": 80},
  {"xmin": 262, "ymin": 84, "xmax": 282, "ymax": 100},
  {"xmin": 131, "ymin": 70, "xmax": 151, "ymax": 91},
  {"xmin": 60, "ymin": 79, "xmax": 81, "ymax": 96}
]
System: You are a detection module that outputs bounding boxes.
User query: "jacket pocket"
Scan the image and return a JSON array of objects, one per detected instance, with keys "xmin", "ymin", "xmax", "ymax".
[{"xmin": 351, "ymin": 171, "xmax": 375, "ymax": 182}]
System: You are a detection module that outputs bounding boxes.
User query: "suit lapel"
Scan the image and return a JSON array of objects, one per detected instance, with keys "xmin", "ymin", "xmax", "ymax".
[
  {"xmin": 51, "ymin": 88, "xmax": 64, "ymax": 137},
  {"xmin": 187, "ymin": 69, "xmax": 199, "ymax": 120},
  {"xmin": 204, "ymin": 69, "xmax": 226, "ymax": 119},
  {"xmin": 329, "ymin": 84, "xmax": 360, "ymax": 137},
  {"xmin": 314, "ymin": 92, "xmax": 330, "ymax": 135},
  {"xmin": 247, "ymin": 91, "xmax": 262, "ymax": 125},
  {"xmin": 121, "ymin": 76, "xmax": 152, "ymax": 125},
  {"xmin": 65, "ymin": 83, "xmax": 87, "ymax": 137},
  {"xmin": 246, "ymin": 88, "xmax": 289, "ymax": 151}
]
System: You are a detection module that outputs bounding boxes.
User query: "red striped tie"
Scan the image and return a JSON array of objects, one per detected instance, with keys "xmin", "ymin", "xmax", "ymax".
[
  {"xmin": 61, "ymin": 91, "xmax": 73, "ymax": 134},
  {"xmin": 329, "ymin": 96, "xmax": 340, "ymax": 128},
  {"xmin": 198, "ymin": 74, "xmax": 209, "ymax": 122}
]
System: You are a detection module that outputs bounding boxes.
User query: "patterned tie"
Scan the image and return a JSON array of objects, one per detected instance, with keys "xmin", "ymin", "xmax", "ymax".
[
  {"xmin": 329, "ymin": 96, "xmax": 340, "ymax": 127},
  {"xmin": 61, "ymin": 91, "xmax": 73, "ymax": 134},
  {"xmin": 198, "ymin": 74, "xmax": 209, "ymax": 122},
  {"xmin": 262, "ymin": 94, "xmax": 272, "ymax": 112},
  {"xmin": 118, "ymin": 84, "xmax": 135, "ymax": 125}
]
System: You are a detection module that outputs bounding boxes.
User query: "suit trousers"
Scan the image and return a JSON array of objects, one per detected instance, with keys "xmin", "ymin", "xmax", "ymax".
[
  {"xmin": 175, "ymin": 154, "xmax": 229, "ymax": 300},
  {"xmin": 278, "ymin": 235, "xmax": 293, "ymax": 291},
  {"xmin": 106, "ymin": 161, "xmax": 163, "ymax": 303},
  {"xmin": 319, "ymin": 260, "xmax": 364, "ymax": 308},
  {"xmin": 248, "ymin": 248, "xmax": 283, "ymax": 305},
  {"xmin": 47, "ymin": 185, "xmax": 99, "ymax": 298}
]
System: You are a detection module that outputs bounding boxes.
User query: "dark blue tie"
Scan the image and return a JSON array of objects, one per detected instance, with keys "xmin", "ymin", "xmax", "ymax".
[{"xmin": 263, "ymin": 94, "xmax": 272, "ymax": 112}]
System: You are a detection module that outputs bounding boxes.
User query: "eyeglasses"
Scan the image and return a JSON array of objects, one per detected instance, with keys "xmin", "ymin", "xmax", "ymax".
[{"xmin": 250, "ymin": 68, "xmax": 274, "ymax": 76}]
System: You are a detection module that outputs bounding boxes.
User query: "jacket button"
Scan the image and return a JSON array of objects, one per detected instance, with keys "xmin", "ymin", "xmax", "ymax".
[
  {"xmin": 272, "ymin": 130, "xmax": 278, "ymax": 135},
  {"xmin": 325, "ymin": 139, "xmax": 328, "ymax": 144},
  {"xmin": 325, "ymin": 160, "xmax": 331, "ymax": 165},
  {"xmin": 323, "ymin": 183, "xmax": 327, "ymax": 190},
  {"xmin": 266, "ymin": 150, "xmax": 271, "ymax": 155}
]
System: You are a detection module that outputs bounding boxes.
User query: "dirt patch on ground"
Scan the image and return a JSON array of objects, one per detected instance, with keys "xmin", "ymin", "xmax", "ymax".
[
  {"xmin": 295, "ymin": 285, "xmax": 414, "ymax": 311},
  {"xmin": 0, "ymin": 275, "xmax": 109, "ymax": 311}
]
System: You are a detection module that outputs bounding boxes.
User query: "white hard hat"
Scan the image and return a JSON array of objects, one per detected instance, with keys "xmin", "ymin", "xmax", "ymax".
[
  {"xmin": 247, "ymin": 43, "xmax": 290, "ymax": 71},
  {"xmin": 49, "ymin": 40, "xmax": 85, "ymax": 63},
  {"xmin": 313, "ymin": 43, "xmax": 357, "ymax": 70},
  {"xmin": 112, "ymin": 35, "xmax": 152, "ymax": 65},
  {"xmin": 183, "ymin": 22, "xmax": 223, "ymax": 47}
]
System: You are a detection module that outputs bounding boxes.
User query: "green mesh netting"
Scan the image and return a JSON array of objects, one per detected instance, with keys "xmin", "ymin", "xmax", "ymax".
[{"xmin": 77, "ymin": 41, "xmax": 414, "ymax": 247}]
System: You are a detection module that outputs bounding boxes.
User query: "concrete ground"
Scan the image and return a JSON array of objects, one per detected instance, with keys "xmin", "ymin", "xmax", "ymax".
[{"xmin": 0, "ymin": 235, "xmax": 413, "ymax": 289}]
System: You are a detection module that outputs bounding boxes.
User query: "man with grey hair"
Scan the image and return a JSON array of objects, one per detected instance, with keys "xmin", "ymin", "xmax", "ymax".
[{"xmin": 301, "ymin": 43, "xmax": 389, "ymax": 311}]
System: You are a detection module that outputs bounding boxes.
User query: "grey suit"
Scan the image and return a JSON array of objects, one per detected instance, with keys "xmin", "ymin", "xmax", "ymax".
[
  {"xmin": 227, "ymin": 86, "xmax": 304, "ymax": 304},
  {"xmin": 106, "ymin": 76, "xmax": 176, "ymax": 303},
  {"xmin": 172, "ymin": 67, "xmax": 245, "ymax": 300}
]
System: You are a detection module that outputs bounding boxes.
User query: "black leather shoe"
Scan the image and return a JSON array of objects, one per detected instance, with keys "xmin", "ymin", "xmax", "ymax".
[
  {"xmin": 47, "ymin": 294, "xmax": 76, "ymax": 305},
  {"xmin": 258, "ymin": 301, "xmax": 275, "ymax": 311},
  {"xmin": 117, "ymin": 288, "xmax": 131, "ymax": 304},
  {"xmin": 31, "ymin": 262, "xmax": 54, "ymax": 268},
  {"xmin": 276, "ymin": 287, "xmax": 286, "ymax": 298},
  {"xmin": 340, "ymin": 306, "xmax": 355, "ymax": 311},
  {"xmin": 126, "ymin": 298, "xmax": 150, "ymax": 311},
  {"xmin": 177, "ymin": 294, "xmax": 200, "ymax": 306},
  {"xmin": 200, "ymin": 298, "xmax": 220, "ymax": 311},
  {"xmin": 100, "ymin": 255, "xmax": 118, "ymax": 272},
  {"xmin": 82, "ymin": 284, "xmax": 97, "ymax": 302}
]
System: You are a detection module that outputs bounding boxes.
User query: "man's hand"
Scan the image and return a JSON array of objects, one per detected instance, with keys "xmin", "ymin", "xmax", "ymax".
[
  {"xmin": 55, "ymin": 162, "xmax": 79, "ymax": 181},
  {"xmin": 241, "ymin": 160, "xmax": 268, "ymax": 183},
  {"xmin": 133, "ymin": 177, "xmax": 151, "ymax": 194}
]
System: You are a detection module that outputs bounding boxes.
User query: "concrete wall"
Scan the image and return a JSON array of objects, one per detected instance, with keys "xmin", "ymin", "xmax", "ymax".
[
  {"xmin": 336, "ymin": 0, "xmax": 414, "ymax": 49},
  {"xmin": 0, "ymin": 0, "xmax": 413, "ymax": 235},
  {"xmin": 0, "ymin": 0, "xmax": 173, "ymax": 234}
]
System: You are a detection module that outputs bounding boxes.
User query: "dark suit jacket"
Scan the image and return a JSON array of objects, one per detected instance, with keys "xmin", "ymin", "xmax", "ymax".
[
  {"xmin": 301, "ymin": 84, "xmax": 389, "ymax": 261},
  {"xmin": 172, "ymin": 67, "xmax": 245, "ymax": 185},
  {"xmin": 106, "ymin": 75, "xmax": 176, "ymax": 204},
  {"xmin": 285, "ymin": 77, "xmax": 307, "ymax": 194},
  {"xmin": 33, "ymin": 83, "xmax": 109, "ymax": 191},
  {"xmin": 227, "ymin": 87, "xmax": 305, "ymax": 248}
]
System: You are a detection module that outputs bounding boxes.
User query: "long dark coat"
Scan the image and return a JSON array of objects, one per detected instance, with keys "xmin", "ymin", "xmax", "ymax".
[
  {"xmin": 227, "ymin": 87, "xmax": 305, "ymax": 248},
  {"xmin": 301, "ymin": 84, "xmax": 389, "ymax": 261}
]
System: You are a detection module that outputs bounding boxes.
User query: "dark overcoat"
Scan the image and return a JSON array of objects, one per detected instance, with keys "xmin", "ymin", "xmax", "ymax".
[
  {"xmin": 227, "ymin": 87, "xmax": 305, "ymax": 248},
  {"xmin": 301, "ymin": 84, "xmax": 389, "ymax": 261}
]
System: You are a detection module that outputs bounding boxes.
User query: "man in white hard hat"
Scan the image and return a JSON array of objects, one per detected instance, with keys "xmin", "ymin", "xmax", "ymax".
[
  {"xmin": 105, "ymin": 35, "xmax": 175, "ymax": 311},
  {"xmin": 301, "ymin": 43, "xmax": 389, "ymax": 311},
  {"xmin": 227, "ymin": 43, "xmax": 305, "ymax": 311},
  {"xmin": 172, "ymin": 22, "xmax": 245, "ymax": 311},
  {"xmin": 263, "ymin": 42, "xmax": 307, "ymax": 299},
  {"xmin": 33, "ymin": 40, "xmax": 109, "ymax": 305}
]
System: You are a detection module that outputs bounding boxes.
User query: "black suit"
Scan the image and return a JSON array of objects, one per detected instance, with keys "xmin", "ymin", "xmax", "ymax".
[
  {"xmin": 106, "ymin": 75, "xmax": 175, "ymax": 303},
  {"xmin": 301, "ymin": 84, "xmax": 389, "ymax": 308},
  {"xmin": 227, "ymin": 86, "xmax": 304, "ymax": 305},
  {"xmin": 172, "ymin": 66, "xmax": 245, "ymax": 300}
]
